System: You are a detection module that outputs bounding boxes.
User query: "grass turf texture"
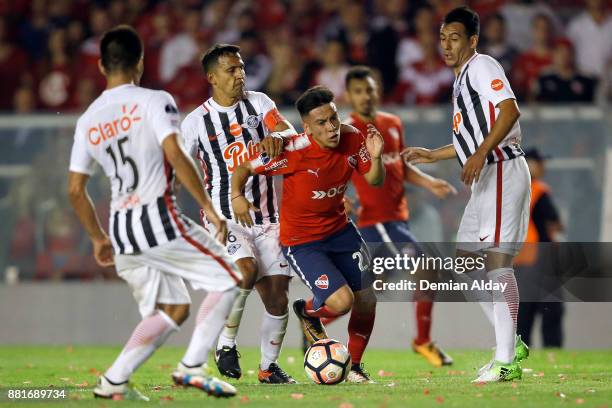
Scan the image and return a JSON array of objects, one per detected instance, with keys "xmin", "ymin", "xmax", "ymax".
[{"xmin": 0, "ymin": 346, "xmax": 610, "ymax": 407}]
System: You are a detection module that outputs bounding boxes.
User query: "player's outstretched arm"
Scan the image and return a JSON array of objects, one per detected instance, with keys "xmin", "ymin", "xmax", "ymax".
[
  {"xmin": 230, "ymin": 163, "xmax": 260, "ymax": 228},
  {"xmin": 461, "ymin": 99, "xmax": 520, "ymax": 185},
  {"xmin": 162, "ymin": 133, "xmax": 228, "ymax": 245},
  {"xmin": 67, "ymin": 172, "xmax": 114, "ymax": 267},
  {"xmin": 404, "ymin": 163, "xmax": 458, "ymax": 199},
  {"xmin": 363, "ymin": 124, "xmax": 385, "ymax": 186},
  {"xmin": 401, "ymin": 144, "xmax": 456, "ymax": 164}
]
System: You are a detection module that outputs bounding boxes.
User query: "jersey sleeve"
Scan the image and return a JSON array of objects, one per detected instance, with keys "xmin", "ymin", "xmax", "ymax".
[
  {"xmin": 250, "ymin": 150, "xmax": 300, "ymax": 176},
  {"xmin": 255, "ymin": 92, "xmax": 285, "ymax": 131},
  {"xmin": 180, "ymin": 115, "xmax": 198, "ymax": 158},
  {"xmin": 148, "ymin": 91, "xmax": 181, "ymax": 145},
  {"xmin": 356, "ymin": 135, "xmax": 372, "ymax": 175},
  {"xmin": 69, "ymin": 122, "xmax": 96, "ymax": 175},
  {"xmin": 472, "ymin": 56, "xmax": 516, "ymax": 107}
]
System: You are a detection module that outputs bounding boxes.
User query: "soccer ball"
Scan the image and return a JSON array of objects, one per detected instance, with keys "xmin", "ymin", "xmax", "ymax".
[{"xmin": 304, "ymin": 338, "xmax": 351, "ymax": 385}]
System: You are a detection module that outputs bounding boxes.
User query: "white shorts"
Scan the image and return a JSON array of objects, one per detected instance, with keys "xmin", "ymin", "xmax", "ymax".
[
  {"xmin": 457, "ymin": 156, "xmax": 531, "ymax": 256},
  {"xmin": 205, "ymin": 220, "xmax": 291, "ymax": 281},
  {"xmin": 115, "ymin": 224, "xmax": 241, "ymax": 318}
]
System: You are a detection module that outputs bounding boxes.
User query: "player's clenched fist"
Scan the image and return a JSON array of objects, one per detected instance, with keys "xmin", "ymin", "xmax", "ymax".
[
  {"xmin": 92, "ymin": 235, "xmax": 115, "ymax": 267},
  {"xmin": 260, "ymin": 134, "xmax": 284, "ymax": 159},
  {"xmin": 365, "ymin": 124, "xmax": 384, "ymax": 158},
  {"xmin": 231, "ymin": 195, "xmax": 260, "ymax": 228},
  {"xmin": 401, "ymin": 147, "xmax": 437, "ymax": 164}
]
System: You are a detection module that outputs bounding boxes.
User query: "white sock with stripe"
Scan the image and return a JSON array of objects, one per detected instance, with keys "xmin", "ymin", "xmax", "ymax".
[
  {"xmin": 182, "ymin": 288, "xmax": 238, "ymax": 367},
  {"xmin": 455, "ymin": 268, "xmax": 495, "ymax": 325},
  {"xmin": 105, "ymin": 310, "xmax": 178, "ymax": 383},
  {"xmin": 488, "ymin": 267, "xmax": 519, "ymax": 364},
  {"xmin": 217, "ymin": 288, "xmax": 251, "ymax": 349},
  {"xmin": 259, "ymin": 311, "xmax": 288, "ymax": 370}
]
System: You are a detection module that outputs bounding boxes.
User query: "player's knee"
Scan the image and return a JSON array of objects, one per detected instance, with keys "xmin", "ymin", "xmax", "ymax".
[
  {"xmin": 327, "ymin": 287, "xmax": 354, "ymax": 315},
  {"xmin": 236, "ymin": 259, "xmax": 258, "ymax": 289},
  {"xmin": 264, "ymin": 297, "xmax": 289, "ymax": 316},
  {"xmin": 158, "ymin": 304, "xmax": 190, "ymax": 326}
]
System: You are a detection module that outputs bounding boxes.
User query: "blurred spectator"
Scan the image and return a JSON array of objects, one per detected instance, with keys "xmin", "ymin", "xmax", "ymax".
[
  {"xmin": 481, "ymin": 13, "xmax": 517, "ymax": 74},
  {"xmin": 314, "ymin": 40, "xmax": 350, "ymax": 104},
  {"xmin": 213, "ymin": 5, "xmax": 256, "ymax": 45},
  {"xmin": 512, "ymin": 14, "xmax": 554, "ymax": 101},
  {"xmin": 47, "ymin": 0, "xmax": 72, "ymax": 27},
  {"xmin": 397, "ymin": 5, "xmax": 436, "ymax": 71},
  {"xmin": 159, "ymin": 8, "xmax": 202, "ymax": 83},
  {"xmin": 13, "ymin": 85, "xmax": 36, "ymax": 113},
  {"xmin": 533, "ymin": 39, "xmax": 597, "ymax": 103},
  {"xmin": 239, "ymin": 31, "xmax": 272, "ymax": 92},
  {"xmin": 265, "ymin": 35, "xmax": 304, "ymax": 105},
  {"xmin": 567, "ymin": 0, "xmax": 612, "ymax": 79},
  {"xmin": 79, "ymin": 7, "xmax": 111, "ymax": 82},
  {"xmin": 500, "ymin": 2, "xmax": 563, "ymax": 52},
  {"xmin": 72, "ymin": 78, "xmax": 98, "ymax": 111},
  {"xmin": 166, "ymin": 64, "xmax": 209, "ymax": 113},
  {"xmin": 392, "ymin": 30, "xmax": 453, "ymax": 106},
  {"xmin": 139, "ymin": 9, "xmax": 173, "ymax": 88},
  {"xmin": 37, "ymin": 28, "xmax": 74, "ymax": 111},
  {"xmin": 321, "ymin": 1, "xmax": 369, "ymax": 64},
  {"xmin": 0, "ymin": 17, "xmax": 29, "ymax": 111},
  {"xmin": 19, "ymin": 0, "xmax": 50, "ymax": 61}
]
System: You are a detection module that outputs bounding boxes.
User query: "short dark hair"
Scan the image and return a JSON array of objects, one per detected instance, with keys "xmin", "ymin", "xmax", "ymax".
[
  {"xmin": 100, "ymin": 25, "xmax": 143, "ymax": 73},
  {"xmin": 201, "ymin": 43, "xmax": 241, "ymax": 74},
  {"xmin": 443, "ymin": 6, "xmax": 480, "ymax": 38},
  {"xmin": 345, "ymin": 65, "xmax": 374, "ymax": 89},
  {"xmin": 295, "ymin": 86, "xmax": 334, "ymax": 117}
]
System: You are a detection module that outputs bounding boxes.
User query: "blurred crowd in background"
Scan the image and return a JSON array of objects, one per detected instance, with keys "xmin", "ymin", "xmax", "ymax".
[{"xmin": 1, "ymin": 0, "xmax": 612, "ymax": 114}]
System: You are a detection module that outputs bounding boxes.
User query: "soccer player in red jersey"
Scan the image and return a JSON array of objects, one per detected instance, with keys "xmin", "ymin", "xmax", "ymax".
[
  {"xmin": 344, "ymin": 66, "xmax": 456, "ymax": 367},
  {"xmin": 231, "ymin": 86, "xmax": 385, "ymax": 383}
]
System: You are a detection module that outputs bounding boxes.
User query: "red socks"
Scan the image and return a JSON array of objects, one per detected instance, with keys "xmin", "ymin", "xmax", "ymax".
[
  {"xmin": 414, "ymin": 301, "xmax": 433, "ymax": 346},
  {"xmin": 347, "ymin": 308, "xmax": 375, "ymax": 365},
  {"xmin": 304, "ymin": 298, "xmax": 343, "ymax": 319}
]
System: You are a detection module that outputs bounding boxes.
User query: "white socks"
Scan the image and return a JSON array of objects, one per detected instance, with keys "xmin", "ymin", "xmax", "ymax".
[
  {"xmin": 456, "ymin": 268, "xmax": 495, "ymax": 325},
  {"xmin": 181, "ymin": 288, "xmax": 238, "ymax": 367},
  {"xmin": 105, "ymin": 310, "xmax": 178, "ymax": 383},
  {"xmin": 488, "ymin": 267, "xmax": 519, "ymax": 363},
  {"xmin": 217, "ymin": 288, "xmax": 251, "ymax": 349},
  {"xmin": 259, "ymin": 311, "xmax": 288, "ymax": 370}
]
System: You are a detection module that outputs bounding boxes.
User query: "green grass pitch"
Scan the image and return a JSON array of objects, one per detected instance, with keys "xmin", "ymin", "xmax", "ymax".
[{"xmin": 0, "ymin": 346, "xmax": 610, "ymax": 407}]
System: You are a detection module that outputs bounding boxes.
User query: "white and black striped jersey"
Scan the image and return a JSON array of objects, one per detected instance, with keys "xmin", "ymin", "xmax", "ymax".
[
  {"xmin": 69, "ymin": 84, "xmax": 192, "ymax": 255},
  {"xmin": 182, "ymin": 91, "xmax": 283, "ymax": 225},
  {"xmin": 451, "ymin": 53, "xmax": 524, "ymax": 166}
]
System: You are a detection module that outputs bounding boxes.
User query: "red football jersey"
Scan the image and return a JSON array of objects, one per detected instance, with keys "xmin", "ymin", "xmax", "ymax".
[
  {"xmin": 251, "ymin": 126, "xmax": 372, "ymax": 246},
  {"xmin": 347, "ymin": 112, "xmax": 409, "ymax": 227}
]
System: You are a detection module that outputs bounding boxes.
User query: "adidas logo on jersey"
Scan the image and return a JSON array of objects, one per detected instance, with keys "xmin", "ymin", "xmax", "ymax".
[{"xmin": 311, "ymin": 184, "xmax": 347, "ymax": 199}]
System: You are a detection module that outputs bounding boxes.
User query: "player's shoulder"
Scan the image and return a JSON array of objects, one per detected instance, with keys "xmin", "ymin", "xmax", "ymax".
[
  {"xmin": 182, "ymin": 104, "xmax": 206, "ymax": 127},
  {"xmin": 471, "ymin": 54, "xmax": 505, "ymax": 73},
  {"xmin": 376, "ymin": 110, "xmax": 401, "ymax": 126},
  {"xmin": 284, "ymin": 132, "xmax": 312, "ymax": 152},
  {"xmin": 244, "ymin": 90, "xmax": 274, "ymax": 106},
  {"xmin": 340, "ymin": 123, "xmax": 362, "ymax": 137}
]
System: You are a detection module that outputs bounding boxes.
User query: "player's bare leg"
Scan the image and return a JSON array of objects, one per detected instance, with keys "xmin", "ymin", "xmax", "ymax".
[
  {"xmin": 293, "ymin": 285, "xmax": 354, "ymax": 345},
  {"xmin": 95, "ymin": 304, "xmax": 188, "ymax": 400},
  {"xmin": 346, "ymin": 287, "xmax": 376, "ymax": 384},
  {"xmin": 255, "ymin": 275, "xmax": 296, "ymax": 384},
  {"xmin": 412, "ymin": 268, "xmax": 453, "ymax": 367},
  {"xmin": 215, "ymin": 258, "xmax": 258, "ymax": 379}
]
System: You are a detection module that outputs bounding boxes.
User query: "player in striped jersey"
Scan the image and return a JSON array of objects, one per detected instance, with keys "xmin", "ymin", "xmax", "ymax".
[
  {"xmin": 403, "ymin": 7, "xmax": 531, "ymax": 382},
  {"xmin": 68, "ymin": 26, "xmax": 240, "ymax": 399},
  {"xmin": 344, "ymin": 66, "xmax": 456, "ymax": 367},
  {"xmin": 181, "ymin": 44, "xmax": 296, "ymax": 384}
]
